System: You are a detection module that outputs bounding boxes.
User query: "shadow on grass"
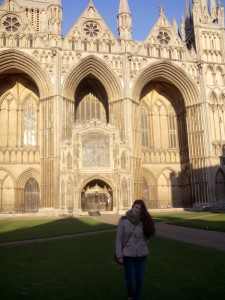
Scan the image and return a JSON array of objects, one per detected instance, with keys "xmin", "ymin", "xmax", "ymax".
[{"xmin": 0, "ymin": 217, "xmax": 116, "ymax": 243}]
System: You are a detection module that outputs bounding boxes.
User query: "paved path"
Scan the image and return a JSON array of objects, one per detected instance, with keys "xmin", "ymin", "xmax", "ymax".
[
  {"xmin": 93, "ymin": 214, "xmax": 225, "ymax": 252},
  {"xmin": 0, "ymin": 214, "xmax": 225, "ymax": 251},
  {"xmin": 155, "ymin": 222, "xmax": 225, "ymax": 251}
]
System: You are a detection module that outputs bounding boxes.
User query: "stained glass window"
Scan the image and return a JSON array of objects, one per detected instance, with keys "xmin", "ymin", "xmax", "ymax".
[
  {"xmin": 23, "ymin": 100, "xmax": 36, "ymax": 146},
  {"xmin": 82, "ymin": 134, "xmax": 110, "ymax": 167}
]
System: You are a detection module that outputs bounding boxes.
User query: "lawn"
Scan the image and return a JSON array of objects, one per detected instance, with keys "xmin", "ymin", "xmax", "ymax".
[
  {"xmin": 0, "ymin": 212, "xmax": 225, "ymax": 244},
  {"xmin": 152, "ymin": 211, "xmax": 225, "ymax": 232},
  {"xmin": 0, "ymin": 232, "xmax": 225, "ymax": 300},
  {"xmin": 0, "ymin": 217, "xmax": 115, "ymax": 243}
]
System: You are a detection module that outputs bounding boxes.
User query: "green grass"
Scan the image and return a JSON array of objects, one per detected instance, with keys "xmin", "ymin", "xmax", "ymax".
[
  {"xmin": 0, "ymin": 217, "xmax": 115, "ymax": 243},
  {"xmin": 152, "ymin": 211, "xmax": 211, "ymax": 222},
  {"xmin": 152, "ymin": 212, "xmax": 225, "ymax": 232},
  {"xmin": 0, "ymin": 232, "xmax": 225, "ymax": 300}
]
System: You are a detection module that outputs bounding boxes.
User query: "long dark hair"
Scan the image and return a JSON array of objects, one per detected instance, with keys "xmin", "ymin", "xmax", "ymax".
[{"xmin": 132, "ymin": 199, "xmax": 155, "ymax": 239}]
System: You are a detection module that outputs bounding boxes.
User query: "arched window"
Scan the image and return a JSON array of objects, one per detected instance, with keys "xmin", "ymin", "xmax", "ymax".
[
  {"xmin": 71, "ymin": 40, "xmax": 75, "ymax": 51},
  {"xmin": 29, "ymin": 38, "xmax": 33, "ymax": 48},
  {"xmin": 24, "ymin": 178, "xmax": 39, "ymax": 212},
  {"xmin": 16, "ymin": 36, "xmax": 20, "ymax": 47},
  {"xmin": 75, "ymin": 88, "xmax": 107, "ymax": 124},
  {"xmin": 96, "ymin": 41, "xmax": 100, "ymax": 52},
  {"xmin": 82, "ymin": 133, "xmax": 110, "ymax": 168},
  {"xmin": 83, "ymin": 40, "xmax": 87, "ymax": 51},
  {"xmin": 108, "ymin": 43, "xmax": 112, "ymax": 53},
  {"xmin": 3, "ymin": 35, "xmax": 6, "ymax": 46},
  {"xmin": 169, "ymin": 106, "xmax": 177, "ymax": 148},
  {"xmin": 23, "ymin": 100, "xmax": 36, "ymax": 146}
]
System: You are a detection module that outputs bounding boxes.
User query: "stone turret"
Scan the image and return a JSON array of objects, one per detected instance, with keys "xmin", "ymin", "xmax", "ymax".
[
  {"xmin": 117, "ymin": 0, "xmax": 132, "ymax": 40},
  {"xmin": 47, "ymin": 0, "xmax": 62, "ymax": 35}
]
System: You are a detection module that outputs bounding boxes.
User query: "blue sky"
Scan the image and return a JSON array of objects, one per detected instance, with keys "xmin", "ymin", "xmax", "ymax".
[{"xmin": 61, "ymin": 0, "xmax": 188, "ymax": 40}]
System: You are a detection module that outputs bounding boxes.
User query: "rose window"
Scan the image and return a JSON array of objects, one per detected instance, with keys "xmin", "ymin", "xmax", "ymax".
[
  {"xmin": 157, "ymin": 31, "xmax": 171, "ymax": 44},
  {"xmin": 3, "ymin": 16, "xmax": 21, "ymax": 32},
  {"xmin": 83, "ymin": 22, "xmax": 100, "ymax": 37}
]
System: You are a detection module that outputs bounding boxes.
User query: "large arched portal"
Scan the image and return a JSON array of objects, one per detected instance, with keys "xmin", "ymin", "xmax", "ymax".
[
  {"xmin": 81, "ymin": 180, "xmax": 113, "ymax": 212},
  {"xmin": 139, "ymin": 81, "xmax": 191, "ymax": 208}
]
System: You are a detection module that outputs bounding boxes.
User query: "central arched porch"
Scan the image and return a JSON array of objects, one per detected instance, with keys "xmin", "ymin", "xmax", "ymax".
[{"xmin": 81, "ymin": 179, "xmax": 113, "ymax": 212}]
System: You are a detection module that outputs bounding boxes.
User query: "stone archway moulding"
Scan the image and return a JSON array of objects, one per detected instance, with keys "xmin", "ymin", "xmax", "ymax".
[
  {"xmin": 62, "ymin": 55, "xmax": 123, "ymax": 102},
  {"xmin": 0, "ymin": 49, "xmax": 53, "ymax": 99},
  {"xmin": 17, "ymin": 168, "xmax": 41, "ymax": 189},
  {"xmin": 79, "ymin": 175, "xmax": 115, "ymax": 193},
  {"xmin": 132, "ymin": 60, "xmax": 199, "ymax": 106}
]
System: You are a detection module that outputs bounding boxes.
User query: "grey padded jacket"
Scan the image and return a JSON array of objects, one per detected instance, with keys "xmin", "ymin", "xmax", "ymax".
[{"xmin": 115, "ymin": 217, "xmax": 149, "ymax": 258}]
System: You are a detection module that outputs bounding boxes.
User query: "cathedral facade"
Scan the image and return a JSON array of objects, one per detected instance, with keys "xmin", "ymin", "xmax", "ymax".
[{"xmin": 0, "ymin": 0, "xmax": 225, "ymax": 215}]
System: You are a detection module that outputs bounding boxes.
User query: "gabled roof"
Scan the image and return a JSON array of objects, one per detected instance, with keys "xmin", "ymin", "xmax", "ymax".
[
  {"xmin": 64, "ymin": 1, "xmax": 118, "ymax": 42},
  {"xmin": 141, "ymin": 9, "xmax": 185, "ymax": 50}
]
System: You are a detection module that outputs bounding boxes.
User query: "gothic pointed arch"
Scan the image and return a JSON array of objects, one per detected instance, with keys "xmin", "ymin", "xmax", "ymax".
[
  {"xmin": 17, "ymin": 168, "xmax": 40, "ymax": 188},
  {"xmin": 62, "ymin": 55, "xmax": 122, "ymax": 102},
  {"xmin": 79, "ymin": 175, "xmax": 115, "ymax": 192},
  {"xmin": 24, "ymin": 177, "xmax": 40, "ymax": 212},
  {"xmin": 0, "ymin": 49, "xmax": 53, "ymax": 98},
  {"xmin": 209, "ymin": 91, "xmax": 218, "ymax": 105},
  {"xmin": 205, "ymin": 65, "xmax": 214, "ymax": 85},
  {"xmin": 218, "ymin": 93, "xmax": 225, "ymax": 104},
  {"xmin": 80, "ymin": 178, "xmax": 114, "ymax": 212},
  {"xmin": 0, "ymin": 168, "xmax": 16, "ymax": 212},
  {"xmin": 156, "ymin": 168, "xmax": 181, "ymax": 208},
  {"xmin": 75, "ymin": 76, "xmax": 109, "ymax": 124},
  {"xmin": 142, "ymin": 168, "xmax": 156, "ymax": 208},
  {"xmin": 132, "ymin": 60, "xmax": 199, "ymax": 107},
  {"xmin": 16, "ymin": 168, "xmax": 40, "ymax": 212}
]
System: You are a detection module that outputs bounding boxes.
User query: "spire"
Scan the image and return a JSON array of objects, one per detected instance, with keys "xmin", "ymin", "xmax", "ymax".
[
  {"xmin": 158, "ymin": 4, "xmax": 165, "ymax": 16},
  {"xmin": 173, "ymin": 17, "xmax": 179, "ymax": 34},
  {"xmin": 210, "ymin": 0, "xmax": 216, "ymax": 8},
  {"xmin": 118, "ymin": 0, "xmax": 132, "ymax": 40},
  {"xmin": 118, "ymin": 0, "xmax": 131, "ymax": 15},
  {"xmin": 186, "ymin": 0, "xmax": 191, "ymax": 18},
  {"xmin": 88, "ymin": 0, "xmax": 94, "ymax": 8},
  {"xmin": 201, "ymin": 0, "xmax": 208, "ymax": 8},
  {"xmin": 210, "ymin": 0, "xmax": 217, "ymax": 17}
]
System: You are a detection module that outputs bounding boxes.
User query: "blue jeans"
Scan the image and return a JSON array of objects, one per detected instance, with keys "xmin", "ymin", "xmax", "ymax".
[{"xmin": 123, "ymin": 256, "xmax": 148, "ymax": 300}]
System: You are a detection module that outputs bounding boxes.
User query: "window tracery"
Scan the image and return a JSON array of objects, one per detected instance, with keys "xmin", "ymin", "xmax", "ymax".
[
  {"xmin": 83, "ymin": 21, "xmax": 100, "ymax": 37},
  {"xmin": 82, "ymin": 133, "xmax": 110, "ymax": 168},
  {"xmin": 2, "ymin": 15, "xmax": 21, "ymax": 32},
  {"xmin": 157, "ymin": 31, "xmax": 171, "ymax": 45},
  {"xmin": 75, "ymin": 89, "xmax": 107, "ymax": 124},
  {"xmin": 23, "ymin": 100, "xmax": 36, "ymax": 146}
]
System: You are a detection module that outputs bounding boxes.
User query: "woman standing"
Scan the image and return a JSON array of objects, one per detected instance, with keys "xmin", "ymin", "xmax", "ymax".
[{"xmin": 115, "ymin": 199, "xmax": 155, "ymax": 300}]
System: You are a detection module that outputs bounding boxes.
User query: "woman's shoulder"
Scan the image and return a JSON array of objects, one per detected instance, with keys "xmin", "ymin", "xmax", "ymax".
[
  {"xmin": 118, "ymin": 216, "xmax": 128, "ymax": 225},
  {"xmin": 118, "ymin": 216, "xmax": 127, "ymax": 223}
]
